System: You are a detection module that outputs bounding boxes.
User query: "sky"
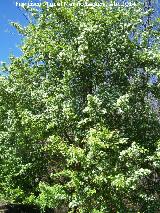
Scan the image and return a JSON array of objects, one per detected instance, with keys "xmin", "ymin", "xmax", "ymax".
[
  {"xmin": 0, "ymin": 0, "xmax": 55, "ymax": 68},
  {"xmin": 0, "ymin": 0, "xmax": 28, "ymax": 65}
]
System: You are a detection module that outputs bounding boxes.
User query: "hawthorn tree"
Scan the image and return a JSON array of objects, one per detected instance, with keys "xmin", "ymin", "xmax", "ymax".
[{"xmin": 0, "ymin": 0, "xmax": 160, "ymax": 212}]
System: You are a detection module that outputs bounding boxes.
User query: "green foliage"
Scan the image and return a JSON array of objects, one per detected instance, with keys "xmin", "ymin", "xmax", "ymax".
[{"xmin": 0, "ymin": 0, "xmax": 160, "ymax": 212}]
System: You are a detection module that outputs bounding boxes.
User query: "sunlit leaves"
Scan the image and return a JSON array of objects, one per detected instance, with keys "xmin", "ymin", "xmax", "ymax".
[{"xmin": 0, "ymin": 0, "xmax": 160, "ymax": 212}]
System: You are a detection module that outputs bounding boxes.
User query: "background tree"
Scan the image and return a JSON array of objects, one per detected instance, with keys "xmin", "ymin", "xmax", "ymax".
[{"xmin": 0, "ymin": 0, "xmax": 160, "ymax": 212}]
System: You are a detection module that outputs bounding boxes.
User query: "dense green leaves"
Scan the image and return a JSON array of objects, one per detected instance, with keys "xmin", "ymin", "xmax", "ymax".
[{"xmin": 0, "ymin": 0, "xmax": 160, "ymax": 212}]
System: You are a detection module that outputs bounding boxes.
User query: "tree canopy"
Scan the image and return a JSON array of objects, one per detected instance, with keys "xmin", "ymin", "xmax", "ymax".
[{"xmin": 0, "ymin": 0, "xmax": 160, "ymax": 212}]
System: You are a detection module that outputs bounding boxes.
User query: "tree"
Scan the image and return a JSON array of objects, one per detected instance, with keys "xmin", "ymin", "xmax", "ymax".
[{"xmin": 0, "ymin": 0, "xmax": 160, "ymax": 212}]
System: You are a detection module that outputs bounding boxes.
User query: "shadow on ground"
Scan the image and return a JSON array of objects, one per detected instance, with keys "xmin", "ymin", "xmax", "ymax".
[{"xmin": 0, "ymin": 204, "xmax": 52, "ymax": 213}]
